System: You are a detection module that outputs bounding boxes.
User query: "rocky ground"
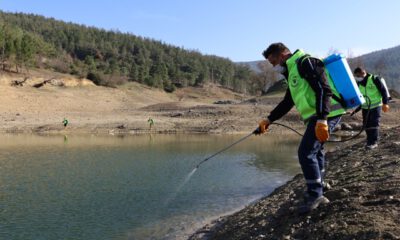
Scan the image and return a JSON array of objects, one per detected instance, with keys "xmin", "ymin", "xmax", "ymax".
[{"xmin": 189, "ymin": 126, "xmax": 400, "ymax": 240}]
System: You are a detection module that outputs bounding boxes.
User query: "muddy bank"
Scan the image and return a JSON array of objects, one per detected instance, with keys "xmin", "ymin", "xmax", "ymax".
[{"xmin": 189, "ymin": 126, "xmax": 400, "ymax": 240}]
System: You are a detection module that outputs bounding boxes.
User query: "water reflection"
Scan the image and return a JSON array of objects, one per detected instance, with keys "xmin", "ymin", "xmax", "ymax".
[{"xmin": 244, "ymin": 136, "xmax": 300, "ymax": 173}]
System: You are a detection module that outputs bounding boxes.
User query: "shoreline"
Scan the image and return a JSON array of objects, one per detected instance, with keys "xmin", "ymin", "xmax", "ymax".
[
  {"xmin": 1, "ymin": 71, "xmax": 399, "ymax": 137},
  {"xmin": 188, "ymin": 125, "xmax": 400, "ymax": 240},
  {"xmin": 0, "ymin": 122, "xmax": 306, "ymax": 136},
  {"xmin": 2, "ymin": 118, "xmax": 397, "ymax": 136}
]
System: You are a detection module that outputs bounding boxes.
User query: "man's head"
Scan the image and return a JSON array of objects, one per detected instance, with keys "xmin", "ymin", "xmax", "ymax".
[
  {"xmin": 353, "ymin": 67, "xmax": 367, "ymax": 79},
  {"xmin": 262, "ymin": 42, "xmax": 291, "ymax": 67}
]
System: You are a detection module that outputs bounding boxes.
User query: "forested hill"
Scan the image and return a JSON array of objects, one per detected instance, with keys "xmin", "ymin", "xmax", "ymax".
[
  {"xmin": 350, "ymin": 45, "xmax": 400, "ymax": 92},
  {"xmin": 0, "ymin": 11, "xmax": 255, "ymax": 93}
]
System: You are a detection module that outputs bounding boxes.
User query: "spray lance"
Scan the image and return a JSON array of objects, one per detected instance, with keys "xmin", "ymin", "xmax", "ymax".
[
  {"xmin": 166, "ymin": 129, "xmax": 258, "ymax": 205},
  {"xmin": 194, "ymin": 130, "xmax": 256, "ymax": 169},
  {"xmin": 192, "ymin": 123, "xmax": 301, "ymax": 170}
]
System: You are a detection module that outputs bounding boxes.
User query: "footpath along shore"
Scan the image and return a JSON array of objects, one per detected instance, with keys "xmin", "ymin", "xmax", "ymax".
[{"xmin": 189, "ymin": 126, "xmax": 400, "ymax": 240}]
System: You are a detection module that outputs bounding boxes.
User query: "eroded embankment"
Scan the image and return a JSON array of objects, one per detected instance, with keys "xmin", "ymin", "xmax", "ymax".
[{"xmin": 190, "ymin": 126, "xmax": 400, "ymax": 240}]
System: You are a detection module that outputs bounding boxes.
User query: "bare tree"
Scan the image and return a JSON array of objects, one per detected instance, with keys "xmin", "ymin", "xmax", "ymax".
[
  {"xmin": 347, "ymin": 49, "xmax": 364, "ymax": 70},
  {"xmin": 256, "ymin": 61, "xmax": 279, "ymax": 94},
  {"xmin": 326, "ymin": 47, "xmax": 341, "ymax": 57}
]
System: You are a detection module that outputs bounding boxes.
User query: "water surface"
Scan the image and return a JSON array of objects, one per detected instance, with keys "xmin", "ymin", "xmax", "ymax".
[{"xmin": 0, "ymin": 134, "xmax": 300, "ymax": 239}]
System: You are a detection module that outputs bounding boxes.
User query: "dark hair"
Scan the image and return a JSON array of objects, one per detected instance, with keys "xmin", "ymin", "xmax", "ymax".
[
  {"xmin": 353, "ymin": 67, "xmax": 364, "ymax": 74},
  {"xmin": 262, "ymin": 42, "xmax": 290, "ymax": 59}
]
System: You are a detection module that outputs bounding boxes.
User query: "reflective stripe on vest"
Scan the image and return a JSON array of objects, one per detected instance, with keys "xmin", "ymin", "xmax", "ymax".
[
  {"xmin": 286, "ymin": 50, "xmax": 345, "ymax": 121},
  {"xmin": 359, "ymin": 75, "xmax": 383, "ymax": 109}
]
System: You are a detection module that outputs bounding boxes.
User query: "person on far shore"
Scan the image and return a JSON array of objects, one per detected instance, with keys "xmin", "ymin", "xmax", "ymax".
[
  {"xmin": 63, "ymin": 118, "xmax": 69, "ymax": 128},
  {"xmin": 148, "ymin": 118, "xmax": 154, "ymax": 130}
]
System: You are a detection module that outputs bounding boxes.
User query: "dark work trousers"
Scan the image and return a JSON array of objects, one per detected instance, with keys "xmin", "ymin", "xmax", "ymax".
[
  {"xmin": 298, "ymin": 116, "xmax": 342, "ymax": 200},
  {"xmin": 362, "ymin": 106, "xmax": 381, "ymax": 146}
]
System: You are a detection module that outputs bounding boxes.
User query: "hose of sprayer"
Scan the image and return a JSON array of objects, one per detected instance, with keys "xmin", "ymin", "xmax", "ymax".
[
  {"xmin": 194, "ymin": 97, "xmax": 371, "ymax": 169},
  {"xmin": 270, "ymin": 96, "xmax": 372, "ymax": 143}
]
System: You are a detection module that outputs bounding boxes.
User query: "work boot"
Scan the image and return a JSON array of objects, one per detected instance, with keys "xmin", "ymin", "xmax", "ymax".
[
  {"xmin": 323, "ymin": 181, "xmax": 332, "ymax": 191},
  {"xmin": 303, "ymin": 182, "xmax": 332, "ymax": 203},
  {"xmin": 298, "ymin": 195, "xmax": 330, "ymax": 214},
  {"xmin": 365, "ymin": 143, "xmax": 378, "ymax": 150}
]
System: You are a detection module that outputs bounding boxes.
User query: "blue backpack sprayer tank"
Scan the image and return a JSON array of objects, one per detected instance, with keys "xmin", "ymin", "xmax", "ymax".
[{"xmin": 323, "ymin": 53, "xmax": 365, "ymax": 108}]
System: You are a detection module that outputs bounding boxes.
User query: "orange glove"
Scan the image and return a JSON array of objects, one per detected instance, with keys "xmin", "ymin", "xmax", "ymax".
[
  {"xmin": 254, "ymin": 119, "xmax": 270, "ymax": 135},
  {"xmin": 315, "ymin": 120, "xmax": 329, "ymax": 142},
  {"xmin": 382, "ymin": 104, "xmax": 390, "ymax": 113}
]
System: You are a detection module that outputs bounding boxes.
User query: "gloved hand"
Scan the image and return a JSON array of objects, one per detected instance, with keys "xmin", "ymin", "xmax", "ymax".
[
  {"xmin": 254, "ymin": 119, "xmax": 270, "ymax": 135},
  {"xmin": 382, "ymin": 104, "xmax": 390, "ymax": 113},
  {"xmin": 315, "ymin": 120, "xmax": 329, "ymax": 142}
]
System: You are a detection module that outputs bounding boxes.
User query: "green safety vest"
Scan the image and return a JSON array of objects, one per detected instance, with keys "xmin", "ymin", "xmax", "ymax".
[
  {"xmin": 286, "ymin": 49, "xmax": 345, "ymax": 122},
  {"xmin": 358, "ymin": 74, "xmax": 382, "ymax": 109}
]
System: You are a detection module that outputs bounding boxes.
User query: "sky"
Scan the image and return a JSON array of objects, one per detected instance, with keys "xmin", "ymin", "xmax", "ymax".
[{"xmin": 1, "ymin": 0, "xmax": 400, "ymax": 62}]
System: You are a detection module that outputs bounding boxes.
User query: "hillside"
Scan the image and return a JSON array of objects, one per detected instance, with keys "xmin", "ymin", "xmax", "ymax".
[
  {"xmin": 236, "ymin": 61, "xmax": 263, "ymax": 73},
  {"xmin": 238, "ymin": 61, "xmax": 264, "ymax": 73},
  {"xmin": 0, "ymin": 11, "xmax": 254, "ymax": 93},
  {"xmin": 350, "ymin": 45, "xmax": 400, "ymax": 92},
  {"xmin": 0, "ymin": 69, "xmax": 268, "ymax": 134}
]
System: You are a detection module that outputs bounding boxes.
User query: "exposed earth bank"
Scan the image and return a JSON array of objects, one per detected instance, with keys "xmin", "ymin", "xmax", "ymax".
[
  {"xmin": 189, "ymin": 126, "xmax": 400, "ymax": 240},
  {"xmin": 1, "ymin": 70, "xmax": 399, "ymax": 136}
]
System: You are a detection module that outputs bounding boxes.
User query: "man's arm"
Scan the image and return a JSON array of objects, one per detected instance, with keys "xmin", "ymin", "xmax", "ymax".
[
  {"xmin": 372, "ymin": 76, "xmax": 389, "ymax": 104},
  {"xmin": 298, "ymin": 57, "xmax": 332, "ymax": 120},
  {"xmin": 267, "ymin": 88, "xmax": 295, "ymax": 122}
]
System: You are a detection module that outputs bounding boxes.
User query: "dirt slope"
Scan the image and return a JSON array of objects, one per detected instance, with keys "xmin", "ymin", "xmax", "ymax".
[{"xmin": 189, "ymin": 126, "xmax": 400, "ymax": 240}]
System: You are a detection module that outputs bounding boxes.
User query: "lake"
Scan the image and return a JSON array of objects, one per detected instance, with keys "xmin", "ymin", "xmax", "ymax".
[{"xmin": 0, "ymin": 133, "xmax": 300, "ymax": 239}]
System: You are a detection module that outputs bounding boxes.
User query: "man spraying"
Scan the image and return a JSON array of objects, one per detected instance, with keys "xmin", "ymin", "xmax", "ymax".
[{"xmin": 255, "ymin": 43, "xmax": 345, "ymax": 214}]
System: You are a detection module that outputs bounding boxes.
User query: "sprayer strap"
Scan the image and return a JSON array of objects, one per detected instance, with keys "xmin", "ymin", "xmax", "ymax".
[
  {"xmin": 296, "ymin": 54, "xmax": 311, "ymax": 67},
  {"xmin": 297, "ymin": 54, "xmax": 347, "ymax": 109},
  {"xmin": 300, "ymin": 54, "xmax": 347, "ymax": 109}
]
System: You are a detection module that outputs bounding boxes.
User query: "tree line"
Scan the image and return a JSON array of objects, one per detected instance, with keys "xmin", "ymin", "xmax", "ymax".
[{"xmin": 0, "ymin": 11, "xmax": 271, "ymax": 94}]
